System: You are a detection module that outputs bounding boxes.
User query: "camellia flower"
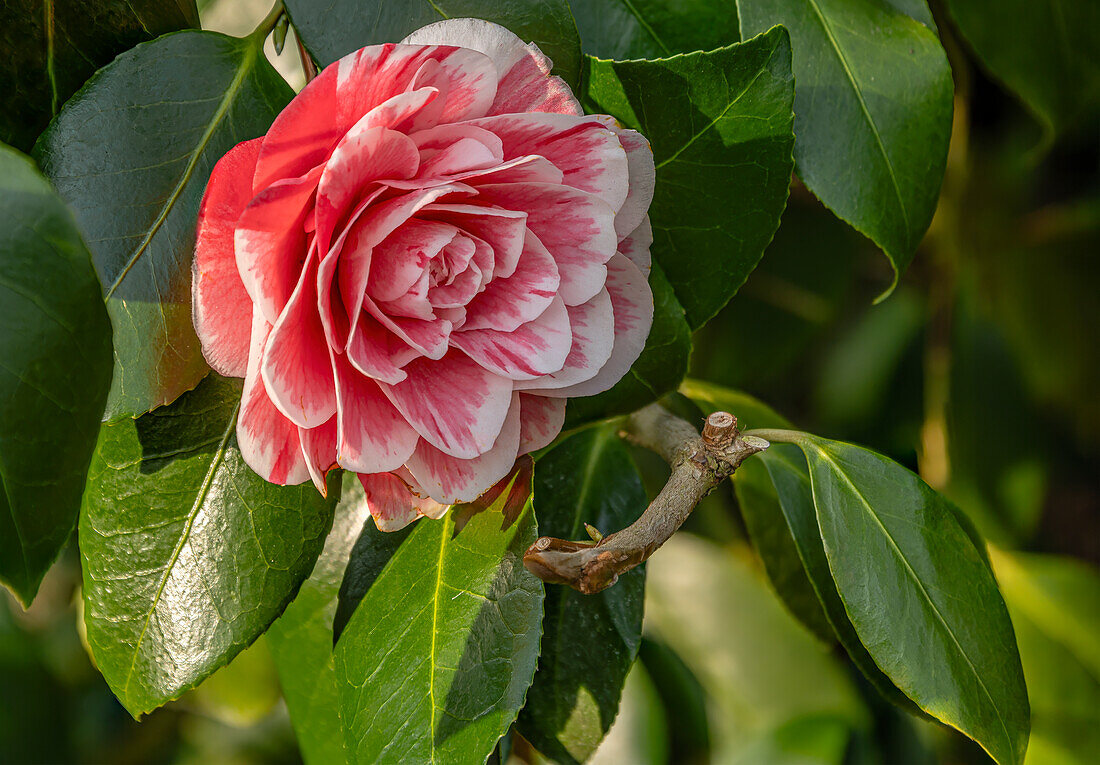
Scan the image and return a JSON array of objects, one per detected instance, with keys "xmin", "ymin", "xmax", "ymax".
[{"xmin": 192, "ymin": 18, "xmax": 655, "ymax": 530}]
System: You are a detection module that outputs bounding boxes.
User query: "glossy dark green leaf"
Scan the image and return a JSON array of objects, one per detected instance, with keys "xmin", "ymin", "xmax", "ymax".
[
  {"xmin": 944, "ymin": 0, "xmax": 1100, "ymax": 136},
  {"xmin": 79, "ymin": 374, "xmax": 337, "ymax": 717},
  {"xmin": 756, "ymin": 446, "xmax": 924, "ymax": 716},
  {"xmin": 335, "ymin": 501, "xmax": 542, "ymax": 763},
  {"xmin": 518, "ymin": 427, "xmax": 647, "ymax": 764},
  {"xmin": 991, "ymin": 551, "xmax": 1100, "ymax": 764},
  {"xmin": 637, "ymin": 637, "xmax": 711, "ymax": 763},
  {"xmin": 35, "ymin": 30, "xmax": 293, "ymax": 420},
  {"xmin": 565, "ymin": 261, "xmax": 690, "ymax": 427},
  {"xmin": 794, "ymin": 435, "xmax": 1029, "ymax": 765},
  {"xmin": 567, "ymin": 0, "xmax": 739, "ymax": 60},
  {"xmin": 0, "ymin": 0, "xmax": 198, "ymax": 152},
  {"xmin": 285, "ymin": 0, "xmax": 583, "ymax": 90},
  {"xmin": 0, "ymin": 145, "xmax": 112, "ymax": 607},
  {"xmin": 267, "ymin": 473, "xmax": 373, "ymax": 765},
  {"xmin": 738, "ymin": 0, "xmax": 952, "ymax": 288},
  {"xmin": 585, "ymin": 27, "xmax": 795, "ymax": 328}
]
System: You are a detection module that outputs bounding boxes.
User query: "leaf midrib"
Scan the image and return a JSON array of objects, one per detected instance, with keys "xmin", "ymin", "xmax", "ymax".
[
  {"xmin": 808, "ymin": 445, "xmax": 1015, "ymax": 763},
  {"xmin": 801, "ymin": 0, "xmax": 911, "ymax": 245},
  {"xmin": 427, "ymin": 518, "xmax": 449, "ymax": 764},
  {"xmin": 119, "ymin": 402, "xmax": 240, "ymax": 705},
  {"xmin": 105, "ymin": 37, "xmax": 259, "ymax": 298},
  {"xmin": 617, "ymin": 0, "xmax": 672, "ymax": 57}
]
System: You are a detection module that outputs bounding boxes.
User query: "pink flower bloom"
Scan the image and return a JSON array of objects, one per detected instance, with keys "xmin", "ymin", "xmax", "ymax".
[{"xmin": 192, "ymin": 19, "xmax": 655, "ymax": 530}]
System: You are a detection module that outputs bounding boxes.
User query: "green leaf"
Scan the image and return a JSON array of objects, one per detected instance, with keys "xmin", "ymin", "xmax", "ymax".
[
  {"xmin": 794, "ymin": 435, "xmax": 1029, "ymax": 765},
  {"xmin": 738, "ymin": 0, "xmax": 953, "ymax": 287},
  {"xmin": 0, "ymin": 0, "xmax": 198, "ymax": 152},
  {"xmin": 678, "ymin": 378, "xmax": 790, "ymax": 432},
  {"xmin": 645, "ymin": 534, "xmax": 866, "ymax": 762},
  {"xmin": 944, "ymin": 0, "xmax": 1100, "ymax": 137},
  {"xmin": 35, "ymin": 30, "xmax": 293, "ymax": 420},
  {"xmin": 335, "ymin": 501, "xmax": 543, "ymax": 763},
  {"xmin": 586, "ymin": 662, "xmax": 669, "ymax": 765},
  {"xmin": 79, "ymin": 374, "xmax": 337, "ymax": 717},
  {"xmin": 564, "ymin": 261, "xmax": 690, "ymax": 427},
  {"xmin": 0, "ymin": 145, "xmax": 113, "ymax": 607},
  {"xmin": 285, "ymin": 0, "xmax": 583, "ymax": 90},
  {"xmin": 267, "ymin": 473, "xmax": 373, "ymax": 765},
  {"xmin": 585, "ymin": 27, "xmax": 795, "ymax": 328},
  {"xmin": 991, "ymin": 551, "xmax": 1100, "ymax": 765},
  {"xmin": 517, "ymin": 427, "xmax": 647, "ymax": 764},
  {"xmin": 567, "ymin": 0, "xmax": 739, "ymax": 60}
]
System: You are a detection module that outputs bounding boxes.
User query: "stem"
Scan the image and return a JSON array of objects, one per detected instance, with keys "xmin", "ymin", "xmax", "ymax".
[
  {"xmin": 523, "ymin": 404, "xmax": 768, "ymax": 594},
  {"xmin": 251, "ymin": 0, "xmax": 286, "ymax": 42}
]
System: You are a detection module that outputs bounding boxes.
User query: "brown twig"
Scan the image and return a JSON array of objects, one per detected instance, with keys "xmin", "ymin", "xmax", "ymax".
[{"xmin": 523, "ymin": 404, "xmax": 769, "ymax": 594}]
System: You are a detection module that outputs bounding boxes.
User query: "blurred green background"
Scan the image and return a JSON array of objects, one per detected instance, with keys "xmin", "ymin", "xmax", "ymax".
[{"xmin": 3, "ymin": 1, "xmax": 1097, "ymax": 763}]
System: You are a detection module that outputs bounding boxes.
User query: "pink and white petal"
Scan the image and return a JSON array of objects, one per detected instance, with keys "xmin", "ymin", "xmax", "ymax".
[
  {"xmin": 405, "ymin": 393, "xmax": 522, "ymax": 504},
  {"xmin": 299, "ymin": 416, "xmax": 338, "ymax": 495},
  {"xmin": 466, "ymin": 113, "xmax": 628, "ymax": 211},
  {"xmin": 452, "ymin": 296, "xmax": 571, "ymax": 380},
  {"xmin": 365, "ymin": 296, "xmax": 452, "ymax": 359},
  {"xmin": 618, "ymin": 216, "xmax": 653, "ymax": 274},
  {"xmin": 235, "ymin": 167, "xmax": 322, "ymax": 324},
  {"xmin": 261, "ymin": 250, "xmax": 338, "ymax": 428},
  {"xmin": 555, "ymin": 253, "xmax": 653, "ymax": 397},
  {"xmin": 368, "ymin": 219, "xmax": 458, "ymax": 302},
  {"xmin": 420, "ymin": 203, "xmax": 527, "ymax": 278},
  {"xmin": 515, "ymin": 287, "xmax": 614, "ymax": 392},
  {"xmin": 333, "ymin": 355, "xmax": 419, "ymax": 473},
  {"xmin": 315, "ymin": 125, "xmax": 420, "ymax": 256},
  {"xmin": 475, "ymin": 182, "xmax": 617, "ymax": 305},
  {"xmin": 381, "ymin": 351, "xmax": 512, "ymax": 459},
  {"xmin": 462, "ymin": 231, "xmax": 559, "ymax": 332},
  {"xmin": 401, "ymin": 18, "xmax": 582, "ymax": 117},
  {"xmin": 358, "ymin": 472, "xmax": 424, "ymax": 532},
  {"xmin": 193, "ymin": 138, "xmax": 262, "ymax": 378},
  {"xmin": 237, "ymin": 309, "xmax": 310, "ymax": 486},
  {"xmin": 518, "ymin": 394, "xmax": 566, "ymax": 454},
  {"xmin": 346, "ymin": 311, "xmax": 413, "ymax": 385},
  {"xmin": 254, "ymin": 43, "xmax": 497, "ymax": 188},
  {"xmin": 596, "ymin": 119, "xmax": 656, "ymax": 239}
]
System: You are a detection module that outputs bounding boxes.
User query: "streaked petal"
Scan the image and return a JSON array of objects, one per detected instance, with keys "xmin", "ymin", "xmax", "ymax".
[
  {"xmin": 381, "ymin": 351, "xmax": 512, "ymax": 459},
  {"xmin": 334, "ymin": 354, "xmax": 419, "ymax": 473},
  {"xmin": 359, "ymin": 471, "xmax": 449, "ymax": 532},
  {"xmin": 462, "ymin": 230, "xmax": 559, "ymax": 332},
  {"xmin": 515, "ymin": 287, "xmax": 614, "ymax": 392},
  {"xmin": 299, "ymin": 416, "xmax": 338, "ymax": 495},
  {"xmin": 193, "ymin": 137, "xmax": 261, "ymax": 377},
  {"xmin": 420, "ymin": 203, "xmax": 527, "ymax": 278},
  {"xmin": 518, "ymin": 394, "xmax": 566, "ymax": 454},
  {"xmin": 618, "ymin": 216, "xmax": 653, "ymax": 274},
  {"xmin": 452, "ymin": 296, "xmax": 571, "ymax": 380}
]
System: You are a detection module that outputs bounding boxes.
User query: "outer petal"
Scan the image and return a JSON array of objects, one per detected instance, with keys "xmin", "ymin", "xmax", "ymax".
[
  {"xmin": 405, "ymin": 393, "xmax": 522, "ymax": 504},
  {"xmin": 518, "ymin": 394, "xmax": 566, "ymax": 454},
  {"xmin": 618, "ymin": 216, "xmax": 653, "ymax": 274},
  {"xmin": 515, "ymin": 287, "xmax": 614, "ymax": 392},
  {"xmin": 461, "ymin": 230, "xmax": 559, "ymax": 332},
  {"xmin": 601, "ymin": 121, "xmax": 655, "ymax": 239},
  {"xmin": 299, "ymin": 416, "xmax": 338, "ymax": 495},
  {"xmin": 401, "ymin": 18, "xmax": 582, "ymax": 117},
  {"xmin": 359, "ymin": 472, "xmax": 449, "ymax": 532},
  {"xmin": 381, "ymin": 351, "xmax": 512, "ymax": 459},
  {"xmin": 254, "ymin": 43, "xmax": 498, "ymax": 188},
  {"xmin": 235, "ymin": 166, "xmax": 322, "ymax": 324},
  {"xmin": 452, "ymin": 296, "xmax": 571, "ymax": 380},
  {"xmin": 555, "ymin": 253, "xmax": 653, "ymax": 397},
  {"xmin": 466, "ymin": 113, "xmax": 629, "ymax": 213},
  {"xmin": 475, "ymin": 182, "xmax": 618, "ymax": 305},
  {"xmin": 193, "ymin": 137, "xmax": 262, "ymax": 378},
  {"xmin": 261, "ymin": 248, "xmax": 338, "ymax": 428},
  {"xmin": 237, "ymin": 308, "xmax": 310, "ymax": 486},
  {"xmin": 333, "ymin": 354, "xmax": 419, "ymax": 473}
]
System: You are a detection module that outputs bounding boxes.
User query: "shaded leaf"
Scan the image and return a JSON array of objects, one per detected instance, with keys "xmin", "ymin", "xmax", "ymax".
[
  {"xmin": 567, "ymin": 0, "xmax": 738, "ymax": 60},
  {"xmin": 285, "ymin": 0, "xmax": 583, "ymax": 90},
  {"xmin": 584, "ymin": 26, "xmax": 795, "ymax": 328},
  {"xmin": 518, "ymin": 427, "xmax": 647, "ymax": 764},
  {"xmin": 586, "ymin": 662, "xmax": 668, "ymax": 765},
  {"xmin": 738, "ymin": 0, "xmax": 952, "ymax": 286},
  {"xmin": 0, "ymin": 145, "xmax": 113, "ymax": 606},
  {"xmin": 637, "ymin": 637, "xmax": 710, "ymax": 763},
  {"xmin": 80, "ymin": 374, "xmax": 337, "ymax": 716},
  {"xmin": 267, "ymin": 473, "xmax": 373, "ymax": 765},
  {"xmin": 0, "ymin": 0, "xmax": 198, "ymax": 151},
  {"xmin": 335, "ymin": 501, "xmax": 542, "ymax": 763},
  {"xmin": 944, "ymin": 0, "xmax": 1100, "ymax": 136},
  {"xmin": 565, "ymin": 261, "xmax": 691, "ymax": 427},
  {"xmin": 36, "ymin": 30, "xmax": 293, "ymax": 419},
  {"xmin": 796, "ymin": 435, "xmax": 1029, "ymax": 765}
]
